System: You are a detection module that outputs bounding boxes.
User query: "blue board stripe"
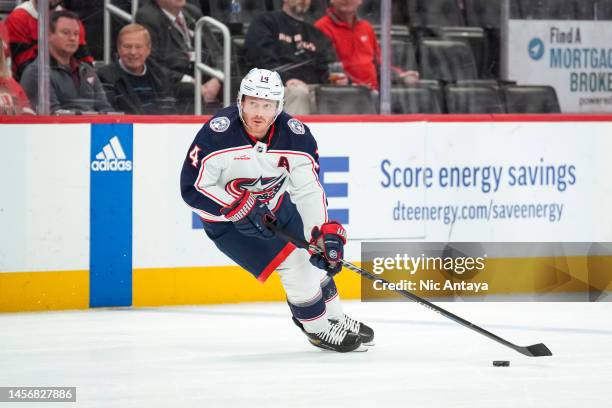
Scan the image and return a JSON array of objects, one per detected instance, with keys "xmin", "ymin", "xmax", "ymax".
[
  {"xmin": 319, "ymin": 157, "xmax": 350, "ymax": 225},
  {"xmin": 192, "ymin": 213, "xmax": 204, "ymax": 229},
  {"xmin": 89, "ymin": 124, "xmax": 133, "ymax": 307},
  {"xmin": 328, "ymin": 209, "xmax": 349, "ymax": 225}
]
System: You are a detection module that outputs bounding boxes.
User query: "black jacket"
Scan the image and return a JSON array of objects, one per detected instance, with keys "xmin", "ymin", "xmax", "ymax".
[
  {"xmin": 136, "ymin": 1, "xmax": 217, "ymax": 83},
  {"xmin": 96, "ymin": 60, "xmax": 177, "ymax": 114},
  {"xmin": 245, "ymin": 11, "xmax": 338, "ymax": 84}
]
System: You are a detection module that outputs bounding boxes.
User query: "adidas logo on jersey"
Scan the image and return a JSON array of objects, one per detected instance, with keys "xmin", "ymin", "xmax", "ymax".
[{"xmin": 91, "ymin": 136, "xmax": 132, "ymax": 172}]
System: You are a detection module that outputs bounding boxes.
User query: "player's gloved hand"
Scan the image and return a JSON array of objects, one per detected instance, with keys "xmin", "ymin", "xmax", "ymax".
[
  {"xmin": 221, "ymin": 191, "xmax": 276, "ymax": 239},
  {"xmin": 308, "ymin": 221, "xmax": 347, "ymax": 276}
]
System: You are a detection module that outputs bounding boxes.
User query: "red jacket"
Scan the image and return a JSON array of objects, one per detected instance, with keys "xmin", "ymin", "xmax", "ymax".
[
  {"xmin": 315, "ymin": 9, "xmax": 380, "ymax": 90},
  {"xmin": 0, "ymin": 21, "xmax": 9, "ymax": 58},
  {"xmin": 5, "ymin": 1, "xmax": 93, "ymax": 80},
  {"xmin": 0, "ymin": 76, "xmax": 34, "ymax": 114}
]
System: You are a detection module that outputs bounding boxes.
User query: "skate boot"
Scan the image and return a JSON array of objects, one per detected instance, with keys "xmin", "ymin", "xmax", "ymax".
[
  {"xmin": 330, "ymin": 314, "xmax": 375, "ymax": 346},
  {"xmin": 292, "ymin": 317, "xmax": 364, "ymax": 353}
]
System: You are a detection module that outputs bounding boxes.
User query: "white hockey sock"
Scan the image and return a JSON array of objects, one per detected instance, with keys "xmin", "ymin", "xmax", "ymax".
[
  {"xmin": 320, "ymin": 275, "xmax": 344, "ymax": 320},
  {"xmin": 277, "ymin": 249, "xmax": 331, "ymax": 334},
  {"xmin": 301, "ymin": 311, "xmax": 330, "ymax": 334},
  {"xmin": 325, "ymin": 293, "xmax": 344, "ymax": 321}
]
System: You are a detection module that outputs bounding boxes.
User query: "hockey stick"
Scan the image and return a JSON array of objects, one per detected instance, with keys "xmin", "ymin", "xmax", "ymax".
[{"xmin": 266, "ymin": 222, "xmax": 552, "ymax": 358}]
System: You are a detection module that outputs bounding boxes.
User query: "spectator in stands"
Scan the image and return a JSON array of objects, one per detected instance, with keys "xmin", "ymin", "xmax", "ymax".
[
  {"xmin": 66, "ymin": 0, "xmax": 202, "ymax": 61},
  {"xmin": 0, "ymin": 37, "xmax": 35, "ymax": 115},
  {"xmin": 0, "ymin": 21, "xmax": 10, "ymax": 60},
  {"xmin": 20, "ymin": 10, "xmax": 112, "ymax": 113},
  {"xmin": 315, "ymin": 0, "xmax": 419, "ymax": 91},
  {"xmin": 66, "ymin": 0, "xmax": 132, "ymax": 60},
  {"xmin": 5, "ymin": 0, "xmax": 93, "ymax": 81},
  {"xmin": 245, "ymin": 0, "xmax": 347, "ymax": 114},
  {"xmin": 97, "ymin": 24, "xmax": 177, "ymax": 114},
  {"xmin": 136, "ymin": 0, "xmax": 221, "ymax": 111}
]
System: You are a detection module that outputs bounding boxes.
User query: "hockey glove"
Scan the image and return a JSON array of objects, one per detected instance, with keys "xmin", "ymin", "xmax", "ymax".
[
  {"xmin": 221, "ymin": 191, "xmax": 276, "ymax": 239},
  {"xmin": 308, "ymin": 221, "xmax": 347, "ymax": 276}
]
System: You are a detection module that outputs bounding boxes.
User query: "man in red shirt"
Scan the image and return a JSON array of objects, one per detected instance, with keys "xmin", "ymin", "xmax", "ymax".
[
  {"xmin": 315, "ymin": 0, "xmax": 418, "ymax": 91},
  {"xmin": 5, "ymin": 0, "xmax": 93, "ymax": 80}
]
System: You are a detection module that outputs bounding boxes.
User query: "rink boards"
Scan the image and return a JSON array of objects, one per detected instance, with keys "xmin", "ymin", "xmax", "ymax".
[{"xmin": 1, "ymin": 115, "xmax": 612, "ymax": 311}]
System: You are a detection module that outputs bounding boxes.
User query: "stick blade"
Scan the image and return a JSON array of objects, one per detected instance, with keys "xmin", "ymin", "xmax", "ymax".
[{"xmin": 519, "ymin": 343, "xmax": 552, "ymax": 357}]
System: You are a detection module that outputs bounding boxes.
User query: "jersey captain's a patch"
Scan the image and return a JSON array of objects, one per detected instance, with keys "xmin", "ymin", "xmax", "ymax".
[
  {"xmin": 288, "ymin": 118, "xmax": 305, "ymax": 135},
  {"xmin": 210, "ymin": 116, "xmax": 230, "ymax": 132}
]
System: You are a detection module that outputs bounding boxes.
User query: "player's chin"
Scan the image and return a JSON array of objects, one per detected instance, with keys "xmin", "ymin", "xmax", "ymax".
[{"xmin": 251, "ymin": 121, "xmax": 267, "ymax": 131}]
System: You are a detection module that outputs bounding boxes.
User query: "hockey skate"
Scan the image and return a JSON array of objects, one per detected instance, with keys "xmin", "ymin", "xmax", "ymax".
[
  {"xmin": 330, "ymin": 315, "xmax": 375, "ymax": 346},
  {"xmin": 292, "ymin": 317, "xmax": 365, "ymax": 352}
]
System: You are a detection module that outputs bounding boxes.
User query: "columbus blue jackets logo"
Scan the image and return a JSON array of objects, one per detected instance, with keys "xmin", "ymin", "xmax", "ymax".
[
  {"xmin": 225, "ymin": 175, "xmax": 287, "ymax": 203},
  {"xmin": 288, "ymin": 118, "xmax": 305, "ymax": 135},
  {"xmin": 209, "ymin": 116, "xmax": 230, "ymax": 132}
]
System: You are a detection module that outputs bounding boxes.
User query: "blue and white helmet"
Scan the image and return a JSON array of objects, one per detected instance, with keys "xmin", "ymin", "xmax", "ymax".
[{"xmin": 237, "ymin": 68, "xmax": 284, "ymax": 122}]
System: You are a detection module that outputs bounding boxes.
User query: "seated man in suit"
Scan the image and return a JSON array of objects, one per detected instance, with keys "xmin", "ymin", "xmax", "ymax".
[{"xmin": 136, "ymin": 0, "xmax": 221, "ymax": 112}]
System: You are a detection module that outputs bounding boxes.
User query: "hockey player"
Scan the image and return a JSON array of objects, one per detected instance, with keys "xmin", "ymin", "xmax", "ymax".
[{"xmin": 181, "ymin": 68, "xmax": 373, "ymax": 352}]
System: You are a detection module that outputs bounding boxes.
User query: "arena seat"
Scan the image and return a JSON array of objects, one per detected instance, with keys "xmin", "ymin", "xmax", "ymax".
[
  {"xmin": 428, "ymin": 26, "xmax": 491, "ymax": 78},
  {"xmin": 391, "ymin": 85, "xmax": 443, "ymax": 114},
  {"xmin": 502, "ymin": 85, "xmax": 561, "ymax": 113},
  {"xmin": 360, "ymin": 0, "xmax": 408, "ymax": 26},
  {"xmin": 506, "ymin": 0, "xmax": 522, "ymax": 18},
  {"xmin": 316, "ymin": 85, "xmax": 377, "ymax": 114},
  {"xmin": 419, "ymin": 38, "xmax": 479, "ymax": 81},
  {"xmin": 445, "ymin": 84, "xmax": 506, "ymax": 113},
  {"xmin": 575, "ymin": 0, "xmax": 596, "ymax": 19},
  {"xmin": 407, "ymin": 0, "xmax": 465, "ymax": 27},
  {"xmin": 360, "ymin": 0, "xmax": 381, "ymax": 25},
  {"xmin": 455, "ymin": 79, "xmax": 501, "ymax": 87},
  {"xmin": 464, "ymin": 0, "xmax": 502, "ymax": 28},
  {"xmin": 594, "ymin": 0, "xmax": 612, "ymax": 19},
  {"xmin": 519, "ymin": 0, "xmax": 592, "ymax": 19},
  {"xmin": 0, "ymin": 0, "xmax": 16, "ymax": 19},
  {"xmin": 392, "ymin": 39, "xmax": 418, "ymax": 72}
]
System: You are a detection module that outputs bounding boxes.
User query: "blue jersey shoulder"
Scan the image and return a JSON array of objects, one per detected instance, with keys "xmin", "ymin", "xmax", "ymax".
[
  {"xmin": 273, "ymin": 111, "xmax": 318, "ymax": 159},
  {"xmin": 192, "ymin": 106, "xmax": 318, "ymax": 159},
  {"xmin": 193, "ymin": 105, "xmax": 246, "ymax": 153}
]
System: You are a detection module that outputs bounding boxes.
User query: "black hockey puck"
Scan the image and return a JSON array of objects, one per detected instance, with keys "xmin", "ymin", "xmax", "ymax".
[{"xmin": 493, "ymin": 360, "xmax": 510, "ymax": 367}]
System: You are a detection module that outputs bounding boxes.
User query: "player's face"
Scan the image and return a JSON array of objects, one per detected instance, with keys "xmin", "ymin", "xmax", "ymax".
[
  {"xmin": 118, "ymin": 31, "xmax": 151, "ymax": 73},
  {"xmin": 49, "ymin": 17, "xmax": 80, "ymax": 57},
  {"xmin": 241, "ymin": 96, "xmax": 278, "ymax": 139}
]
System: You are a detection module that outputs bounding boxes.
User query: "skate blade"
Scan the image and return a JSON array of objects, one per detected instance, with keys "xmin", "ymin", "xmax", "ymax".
[
  {"xmin": 362, "ymin": 341, "xmax": 375, "ymax": 347},
  {"xmin": 353, "ymin": 344, "xmax": 369, "ymax": 352},
  {"xmin": 308, "ymin": 340, "xmax": 369, "ymax": 353}
]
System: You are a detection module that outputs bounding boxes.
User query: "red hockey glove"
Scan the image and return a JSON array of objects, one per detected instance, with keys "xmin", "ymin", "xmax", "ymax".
[
  {"xmin": 308, "ymin": 221, "xmax": 347, "ymax": 276},
  {"xmin": 221, "ymin": 191, "xmax": 276, "ymax": 239}
]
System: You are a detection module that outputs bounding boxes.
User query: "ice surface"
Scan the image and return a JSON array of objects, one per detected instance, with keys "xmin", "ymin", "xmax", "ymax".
[{"xmin": 1, "ymin": 301, "xmax": 611, "ymax": 407}]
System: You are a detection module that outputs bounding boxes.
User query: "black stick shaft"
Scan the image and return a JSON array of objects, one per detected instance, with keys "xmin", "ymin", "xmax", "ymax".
[{"xmin": 267, "ymin": 222, "xmax": 552, "ymax": 357}]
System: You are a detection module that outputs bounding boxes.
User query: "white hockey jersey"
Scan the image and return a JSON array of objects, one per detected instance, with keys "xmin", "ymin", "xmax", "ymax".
[{"xmin": 180, "ymin": 105, "xmax": 329, "ymax": 238}]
